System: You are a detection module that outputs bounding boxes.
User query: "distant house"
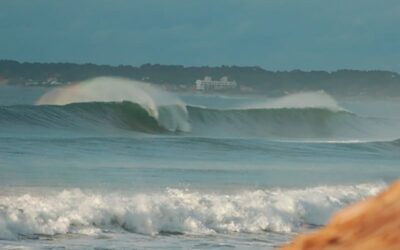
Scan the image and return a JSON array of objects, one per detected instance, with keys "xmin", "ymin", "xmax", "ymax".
[{"xmin": 195, "ymin": 76, "xmax": 237, "ymax": 91}]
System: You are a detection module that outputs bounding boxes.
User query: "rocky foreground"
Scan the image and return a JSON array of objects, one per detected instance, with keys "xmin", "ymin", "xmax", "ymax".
[{"xmin": 281, "ymin": 180, "xmax": 400, "ymax": 250}]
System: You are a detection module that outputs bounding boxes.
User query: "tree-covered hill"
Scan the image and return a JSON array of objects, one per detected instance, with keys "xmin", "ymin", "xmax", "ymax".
[{"xmin": 1, "ymin": 60, "xmax": 400, "ymax": 97}]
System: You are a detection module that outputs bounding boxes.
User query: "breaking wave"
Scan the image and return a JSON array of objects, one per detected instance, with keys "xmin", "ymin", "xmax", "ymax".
[
  {"xmin": 0, "ymin": 102, "xmax": 371, "ymax": 138},
  {"xmin": 0, "ymin": 102, "xmax": 388, "ymax": 139},
  {"xmin": 0, "ymin": 78, "xmax": 393, "ymax": 138},
  {"xmin": 0, "ymin": 183, "xmax": 384, "ymax": 240}
]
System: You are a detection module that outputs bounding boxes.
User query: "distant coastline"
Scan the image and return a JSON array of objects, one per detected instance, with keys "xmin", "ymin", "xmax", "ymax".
[{"xmin": 1, "ymin": 60, "xmax": 400, "ymax": 97}]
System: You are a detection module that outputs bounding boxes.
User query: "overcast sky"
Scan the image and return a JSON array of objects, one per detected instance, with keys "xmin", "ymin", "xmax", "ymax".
[{"xmin": 1, "ymin": 0, "xmax": 399, "ymax": 71}]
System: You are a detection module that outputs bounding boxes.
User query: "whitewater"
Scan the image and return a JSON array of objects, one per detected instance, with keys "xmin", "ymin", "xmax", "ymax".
[{"xmin": 1, "ymin": 77, "xmax": 400, "ymax": 249}]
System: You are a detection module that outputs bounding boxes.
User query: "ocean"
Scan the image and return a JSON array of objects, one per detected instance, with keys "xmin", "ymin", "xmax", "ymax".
[{"xmin": 0, "ymin": 78, "xmax": 400, "ymax": 249}]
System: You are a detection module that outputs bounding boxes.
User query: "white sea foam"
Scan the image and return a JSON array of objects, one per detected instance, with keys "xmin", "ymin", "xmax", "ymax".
[
  {"xmin": 0, "ymin": 183, "xmax": 384, "ymax": 240},
  {"xmin": 36, "ymin": 77, "xmax": 190, "ymax": 132}
]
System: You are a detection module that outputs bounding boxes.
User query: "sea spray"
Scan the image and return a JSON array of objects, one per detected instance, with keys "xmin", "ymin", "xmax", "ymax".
[
  {"xmin": 36, "ymin": 77, "xmax": 190, "ymax": 132},
  {"xmin": 241, "ymin": 91, "xmax": 344, "ymax": 111}
]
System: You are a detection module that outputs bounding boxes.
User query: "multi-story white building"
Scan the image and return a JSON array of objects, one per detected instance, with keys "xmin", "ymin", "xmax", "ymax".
[{"xmin": 195, "ymin": 76, "xmax": 237, "ymax": 91}]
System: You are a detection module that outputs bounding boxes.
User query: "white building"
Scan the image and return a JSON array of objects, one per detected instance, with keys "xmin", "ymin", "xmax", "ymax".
[{"xmin": 195, "ymin": 76, "xmax": 237, "ymax": 91}]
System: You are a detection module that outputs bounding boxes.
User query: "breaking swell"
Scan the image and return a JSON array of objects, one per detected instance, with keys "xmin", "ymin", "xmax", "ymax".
[{"xmin": 0, "ymin": 101, "xmax": 374, "ymax": 139}]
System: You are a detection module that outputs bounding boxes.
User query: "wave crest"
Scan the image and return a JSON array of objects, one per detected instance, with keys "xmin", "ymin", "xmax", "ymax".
[{"xmin": 188, "ymin": 106, "xmax": 362, "ymax": 138}]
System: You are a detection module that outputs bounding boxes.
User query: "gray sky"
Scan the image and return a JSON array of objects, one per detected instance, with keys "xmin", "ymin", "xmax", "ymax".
[{"xmin": 1, "ymin": 0, "xmax": 399, "ymax": 71}]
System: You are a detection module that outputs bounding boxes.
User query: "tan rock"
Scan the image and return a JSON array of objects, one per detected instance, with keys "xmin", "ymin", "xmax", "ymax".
[{"xmin": 280, "ymin": 180, "xmax": 400, "ymax": 250}]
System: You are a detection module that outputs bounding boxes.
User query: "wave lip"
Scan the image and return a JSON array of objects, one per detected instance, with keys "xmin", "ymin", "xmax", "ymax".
[{"xmin": 0, "ymin": 183, "xmax": 384, "ymax": 239}]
